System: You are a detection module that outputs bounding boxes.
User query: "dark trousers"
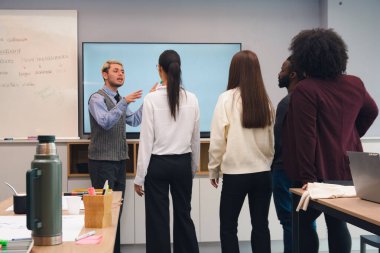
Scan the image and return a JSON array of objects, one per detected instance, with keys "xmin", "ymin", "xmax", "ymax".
[
  {"xmin": 88, "ymin": 159, "xmax": 127, "ymax": 253},
  {"xmin": 293, "ymin": 181, "xmax": 352, "ymax": 253},
  {"xmin": 220, "ymin": 172, "xmax": 272, "ymax": 253},
  {"xmin": 272, "ymin": 169, "xmax": 292, "ymax": 253},
  {"xmin": 144, "ymin": 153, "xmax": 199, "ymax": 253},
  {"xmin": 273, "ymin": 170, "xmax": 317, "ymax": 253},
  {"xmin": 297, "ymin": 208, "xmax": 351, "ymax": 253}
]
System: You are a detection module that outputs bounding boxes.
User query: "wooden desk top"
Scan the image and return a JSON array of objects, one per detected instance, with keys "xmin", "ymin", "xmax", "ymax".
[
  {"xmin": 0, "ymin": 191, "xmax": 122, "ymax": 253},
  {"xmin": 290, "ymin": 188, "xmax": 380, "ymax": 227}
]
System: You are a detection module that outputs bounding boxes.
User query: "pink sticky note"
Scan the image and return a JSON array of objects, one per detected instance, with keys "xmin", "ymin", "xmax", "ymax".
[
  {"xmin": 88, "ymin": 187, "xmax": 96, "ymax": 196},
  {"xmin": 75, "ymin": 235, "xmax": 103, "ymax": 245}
]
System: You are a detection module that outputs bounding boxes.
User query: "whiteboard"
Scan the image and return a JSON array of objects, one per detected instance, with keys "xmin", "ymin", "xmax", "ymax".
[{"xmin": 0, "ymin": 10, "xmax": 78, "ymax": 139}]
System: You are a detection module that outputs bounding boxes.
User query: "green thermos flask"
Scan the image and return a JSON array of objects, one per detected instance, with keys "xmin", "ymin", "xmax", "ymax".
[{"xmin": 26, "ymin": 135, "xmax": 62, "ymax": 246}]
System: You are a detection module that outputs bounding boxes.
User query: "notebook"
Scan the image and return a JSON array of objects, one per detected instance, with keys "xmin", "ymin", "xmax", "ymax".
[
  {"xmin": 0, "ymin": 239, "xmax": 34, "ymax": 253},
  {"xmin": 347, "ymin": 151, "xmax": 380, "ymax": 204}
]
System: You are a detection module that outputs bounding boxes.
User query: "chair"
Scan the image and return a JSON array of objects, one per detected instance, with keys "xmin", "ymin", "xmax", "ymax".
[{"xmin": 360, "ymin": 235, "xmax": 380, "ymax": 253}]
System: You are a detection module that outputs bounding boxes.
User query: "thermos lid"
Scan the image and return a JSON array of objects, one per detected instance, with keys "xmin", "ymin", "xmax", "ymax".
[
  {"xmin": 36, "ymin": 135, "xmax": 57, "ymax": 155},
  {"xmin": 38, "ymin": 135, "xmax": 56, "ymax": 143}
]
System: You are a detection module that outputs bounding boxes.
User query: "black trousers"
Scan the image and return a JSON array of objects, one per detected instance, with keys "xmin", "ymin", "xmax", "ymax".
[
  {"xmin": 293, "ymin": 181, "xmax": 352, "ymax": 253},
  {"xmin": 144, "ymin": 153, "xmax": 199, "ymax": 253},
  {"xmin": 88, "ymin": 159, "xmax": 127, "ymax": 253},
  {"xmin": 220, "ymin": 172, "xmax": 272, "ymax": 253}
]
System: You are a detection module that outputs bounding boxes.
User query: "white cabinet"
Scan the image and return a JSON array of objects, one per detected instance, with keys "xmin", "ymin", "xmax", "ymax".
[
  {"xmin": 134, "ymin": 185, "xmax": 146, "ymax": 243},
  {"xmin": 199, "ymin": 177, "xmax": 220, "ymax": 241},
  {"xmin": 121, "ymin": 179, "xmax": 135, "ymax": 244}
]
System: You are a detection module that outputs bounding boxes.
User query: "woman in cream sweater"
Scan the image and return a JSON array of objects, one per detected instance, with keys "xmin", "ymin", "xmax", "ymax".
[{"xmin": 208, "ymin": 50, "xmax": 274, "ymax": 253}]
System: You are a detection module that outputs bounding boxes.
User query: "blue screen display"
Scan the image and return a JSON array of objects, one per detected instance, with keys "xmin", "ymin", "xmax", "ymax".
[{"xmin": 82, "ymin": 43, "xmax": 241, "ymax": 137}]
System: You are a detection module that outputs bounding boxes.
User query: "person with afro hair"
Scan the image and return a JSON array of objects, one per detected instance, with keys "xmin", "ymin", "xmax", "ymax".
[{"xmin": 282, "ymin": 28, "xmax": 378, "ymax": 253}]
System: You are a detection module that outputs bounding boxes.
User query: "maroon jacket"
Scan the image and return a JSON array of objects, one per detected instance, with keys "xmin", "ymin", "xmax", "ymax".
[{"xmin": 282, "ymin": 75, "xmax": 378, "ymax": 183}]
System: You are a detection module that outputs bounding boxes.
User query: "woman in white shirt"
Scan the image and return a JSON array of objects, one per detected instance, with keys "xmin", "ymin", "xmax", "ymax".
[
  {"xmin": 134, "ymin": 50, "xmax": 200, "ymax": 253},
  {"xmin": 208, "ymin": 50, "xmax": 274, "ymax": 253}
]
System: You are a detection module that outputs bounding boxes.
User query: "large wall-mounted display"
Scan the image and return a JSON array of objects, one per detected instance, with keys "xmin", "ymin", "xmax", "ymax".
[{"xmin": 82, "ymin": 42, "xmax": 241, "ymax": 138}]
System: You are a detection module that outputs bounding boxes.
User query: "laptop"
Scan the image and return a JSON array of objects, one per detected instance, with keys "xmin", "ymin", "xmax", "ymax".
[{"xmin": 347, "ymin": 151, "xmax": 380, "ymax": 204}]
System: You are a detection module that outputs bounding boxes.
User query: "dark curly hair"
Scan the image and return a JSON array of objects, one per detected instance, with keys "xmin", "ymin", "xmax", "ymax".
[
  {"xmin": 287, "ymin": 56, "xmax": 305, "ymax": 81},
  {"xmin": 289, "ymin": 28, "xmax": 348, "ymax": 79}
]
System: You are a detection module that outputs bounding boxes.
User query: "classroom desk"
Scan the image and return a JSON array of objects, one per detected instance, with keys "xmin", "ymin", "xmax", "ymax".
[
  {"xmin": 0, "ymin": 191, "xmax": 122, "ymax": 253},
  {"xmin": 290, "ymin": 188, "xmax": 380, "ymax": 253}
]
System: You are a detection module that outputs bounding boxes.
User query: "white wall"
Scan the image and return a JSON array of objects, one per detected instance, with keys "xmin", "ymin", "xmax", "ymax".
[
  {"xmin": 0, "ymin": 0, "xmax": 321, "ymax": 134},
  {"xmin": 74, "ymin": 0, "xmax": 320, "ymax": 133},
  {"xmin": 0, "ymin": 142, "xmax": 68, "ymax": 199},
  {"xmin": 2, "ymin": 1, "xmax": 378, "ymax": 136},
  {"xmin": 326, "ymin": 0, "xmax": 380, "ymax": 137}
]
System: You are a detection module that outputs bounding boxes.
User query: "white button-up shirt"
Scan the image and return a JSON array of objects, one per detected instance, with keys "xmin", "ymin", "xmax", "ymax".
[{"xmin": 134, "ymin": 86, "xmax": 200, "ymax": 186}]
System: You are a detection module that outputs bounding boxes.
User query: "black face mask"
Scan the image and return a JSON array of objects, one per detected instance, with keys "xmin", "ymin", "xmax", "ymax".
[{"xmin": 278, "ymin": 74, "xmax": 290, "ymax": 88}]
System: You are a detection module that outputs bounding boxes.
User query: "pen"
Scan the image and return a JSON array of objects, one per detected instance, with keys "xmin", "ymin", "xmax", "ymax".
[
  {"xmin": 4, "ymin": 137, "xmax": 13, "ymax": 140},
  {"xmin": 64, "ymin": 192, "xmax": 87, "ymax": 196},
  {"xmin": 64, "ymin": 191, "xmax": 102, "ymax": 196},
  {"xmin": 75, "ymin": 230, "xmax": 96, "ymax": 241},
  {"xmin": 11, "ymin": 237, "xmax": 32, "ymax": 241},
  {"xmin": 102, "ymin": 180, "xmax": 109, "ymax": 195}
]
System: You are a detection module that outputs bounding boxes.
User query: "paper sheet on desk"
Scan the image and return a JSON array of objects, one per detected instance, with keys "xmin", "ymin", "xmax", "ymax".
[
  {"xmin": 62, "ymin": 196, "xmax": 85, "ymax": 210},
  {"xmin": 0, "ymin": 215, "xmax": 84, "ymax": 242},
  {"xmin": 75, "ymin": 235, "xmax": 103, "ymax": 245},
  {"xmin": 62, "ymin": 215, "xmax": 85, "ymax": 241},
  {"xmin": 0, "ymin": 216, "xmax": 31, "ymax": 239}
]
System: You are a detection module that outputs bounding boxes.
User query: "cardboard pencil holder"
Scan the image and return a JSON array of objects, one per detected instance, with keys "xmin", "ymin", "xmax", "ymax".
[{"xmin": 83, "ymin": 193, "xmax": 113, "ymax": 228}]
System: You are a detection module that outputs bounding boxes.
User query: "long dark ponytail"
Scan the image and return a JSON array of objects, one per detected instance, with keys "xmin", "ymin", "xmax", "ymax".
[{"xmin": 159, "ymin": 50, "xmax": 182, "ymax": 120}]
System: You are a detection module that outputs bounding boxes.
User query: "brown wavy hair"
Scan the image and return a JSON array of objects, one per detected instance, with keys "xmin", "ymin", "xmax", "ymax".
[{"xmin": 227, "ymin": 50, "xmax": 273, "ymax": 128}]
